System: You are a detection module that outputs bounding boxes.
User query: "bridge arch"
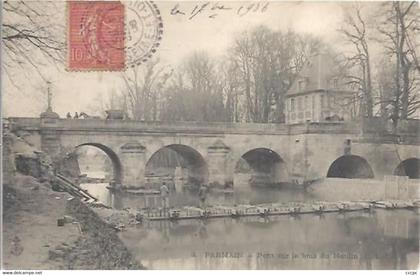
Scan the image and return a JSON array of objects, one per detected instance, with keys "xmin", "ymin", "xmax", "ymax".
[
  {"xmin": 327, "ymin": 155, "xmax": 374, "ymax": 179},
  {"xmin": 145, "ymin": 144, "xmax": 209, "ymax": 189},
  {"xmin": 60, "ymin": 143, "xmax": 123, "ymax": 184},
  {"xmin": 234, "ymin": 148, "xmax": 288, "ymax": 186},
  {"xmin": 394, "ymin": 158, "xmax": 420, "ymax": 179}
]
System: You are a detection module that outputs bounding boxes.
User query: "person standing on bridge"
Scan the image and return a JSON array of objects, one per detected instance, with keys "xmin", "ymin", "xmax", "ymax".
[{"xmin": 160, "ymin": 182, "xmax": 170, "ymax": 215}]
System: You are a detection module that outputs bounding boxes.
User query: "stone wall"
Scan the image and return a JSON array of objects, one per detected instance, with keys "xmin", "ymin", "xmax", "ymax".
[{"xmin": 310, "ymin": 177, "xmax": 420, "ymax": 201}]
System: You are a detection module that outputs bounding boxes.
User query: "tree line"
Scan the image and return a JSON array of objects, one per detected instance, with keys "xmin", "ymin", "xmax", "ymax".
[
  {"xmin": 339, "ymin": 2, "xmax": 419, "ymax": 130},
  {"xmin": 103, "ymin": 2, "xmax": 419, "ymax": 126},
  {"xmin": 105, "ymin": 27, "xmax": 323, "ymax": 123}
]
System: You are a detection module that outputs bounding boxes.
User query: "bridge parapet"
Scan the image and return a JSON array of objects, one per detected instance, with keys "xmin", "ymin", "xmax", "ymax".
[
  {"xmin": 7, "ymin": 117, "xmax": 41, "ymax": 130},
  {"xmin": 7, "ymin": 117, "xmax": 367, "ymax": 135},
  {"xmin": 360, "ymin": 117, "xmax": 420, "ymax": 135},
  {"xmin": 6, "ymin": 116, "xmax": 419, "ymax": 142},
  {"xmin": 297, "ymin": 121, "xmax": 361, "ymax": 135},
  {"xmin": 356, "ymin": 117, "xmax": 420, "ymax": 145},
  {"xmin": 8, "ymin": 117, "xmax": 290, "ymax": 134}
]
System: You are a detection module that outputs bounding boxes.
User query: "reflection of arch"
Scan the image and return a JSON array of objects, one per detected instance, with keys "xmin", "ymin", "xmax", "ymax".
[
  {"xmin": 75, "ymin": 143, "xmax": 122, "ymax": 184},
  {"xmin": 327, "ymin": 155, "xmax": 374, "ymax": 179},
  {"xmin": 394, "ymin": 158, "xmax": 420, "ymax": 179},
  {"xmin": 145, "ymin": 144, "xmax": 208, "ymax": 187},
  {"xmin": 235, "ymin": 148, "xmax": 288, "ymax": 185}
]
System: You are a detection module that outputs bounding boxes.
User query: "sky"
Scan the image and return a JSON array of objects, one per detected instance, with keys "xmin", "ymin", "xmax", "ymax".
[{"xmin": 3, "ymin": 1, "xmax": 350, "ymax": 118}]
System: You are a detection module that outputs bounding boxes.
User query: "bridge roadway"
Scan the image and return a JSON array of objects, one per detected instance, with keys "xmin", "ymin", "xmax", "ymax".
[{"xmin": 6, "ymin": 116, "xmax": 420, "ymax": 188}]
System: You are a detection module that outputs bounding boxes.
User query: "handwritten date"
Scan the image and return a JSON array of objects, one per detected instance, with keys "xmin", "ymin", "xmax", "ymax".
[{"xmin": 170, "ymin": 2, "xmax": 270, "ymax": 20}]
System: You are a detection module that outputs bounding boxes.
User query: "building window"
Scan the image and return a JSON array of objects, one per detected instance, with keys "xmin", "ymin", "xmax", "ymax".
[
  {"xmin": 291, "ymin": 98, "xmax": 295, "ymax": 112},
  {"xmin": 320, "ymin": 94, "xmax": 324, "ymax": 108},
  {"xmin": 304, "ymin": 96, "xmax": 309, "ymax": 109},
  {"xmin": 298, "ymin": 97, "xmax": 303, "ymax": 110}
]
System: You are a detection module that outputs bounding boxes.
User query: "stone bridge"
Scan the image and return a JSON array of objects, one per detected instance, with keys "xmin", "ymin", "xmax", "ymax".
[{"xmin": 6, "ymin": 116, "xmax": 420, "ymax": 188}]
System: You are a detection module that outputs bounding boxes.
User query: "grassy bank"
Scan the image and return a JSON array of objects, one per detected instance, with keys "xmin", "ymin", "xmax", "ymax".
[{"xmin": 2, "ymin": 174, "xmax": 143, "ymax": 269}]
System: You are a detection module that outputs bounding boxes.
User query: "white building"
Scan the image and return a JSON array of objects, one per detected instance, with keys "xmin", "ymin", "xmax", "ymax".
[{"xmin": 286, "ymin": 53, "xmax": 358, "ymax": 124}]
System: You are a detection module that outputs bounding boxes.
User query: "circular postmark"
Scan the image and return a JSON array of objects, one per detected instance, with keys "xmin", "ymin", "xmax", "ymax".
[
  {"xmin": 77, "ymin": 1, "xmax": 162, "ymax": 68},
  {"xmin": 125, "ymin": 1, "xmax": 163, "ymax": 67}
]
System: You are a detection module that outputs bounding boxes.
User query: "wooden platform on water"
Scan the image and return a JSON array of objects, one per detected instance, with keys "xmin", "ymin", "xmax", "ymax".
[{"xmin": 137, "ymin": 199, "xmax": 420, "ymax": 221}]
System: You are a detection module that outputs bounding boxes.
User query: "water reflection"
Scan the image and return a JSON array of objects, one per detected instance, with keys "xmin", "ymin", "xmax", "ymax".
[
  {"xmin": 80, "ymin": 183, "xmax": 315, "ymax": 210},
  {"xmin": 120, "ymin": 210, "xmax": 418, "ymax": 269},
  {"xmin": 80, "ymin": 183, "xmax": 419, "ymax": 269}
]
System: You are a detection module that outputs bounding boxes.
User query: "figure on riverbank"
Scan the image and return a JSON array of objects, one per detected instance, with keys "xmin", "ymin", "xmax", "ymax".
[
  {"xmin": 160, "ymin": 182, "xmax": 170, "ymax": 213},
  {"xmin": 198, "ymin": 184, "xmax": 208, "ymax": 209},
  {"xmin": 174, "ymin": 166, "xmax": 183, "ymax": 192}
]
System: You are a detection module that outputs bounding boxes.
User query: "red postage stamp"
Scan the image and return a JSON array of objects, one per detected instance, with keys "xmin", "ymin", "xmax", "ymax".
[{"xmin": 68, "ymin": 1, "xmax": 125, "ymax": 71}]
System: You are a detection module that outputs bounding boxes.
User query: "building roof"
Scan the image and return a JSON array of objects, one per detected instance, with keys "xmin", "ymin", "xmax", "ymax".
[{"xmin": 287, "ymin": 53, "xmax": 356, "ymax": 96}]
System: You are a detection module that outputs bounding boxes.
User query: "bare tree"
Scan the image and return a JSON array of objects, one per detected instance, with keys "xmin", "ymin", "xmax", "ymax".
[
  {"xmin": 220, "ymin": 58, "xmax": 243, "ymax": 122},
  {"xmin": 2, "ymin": 1, "xmax": 65, "ymax": 88},
  {"xmin": 159, "ymin": 52, "xmax": 226, "ymax": 122},
  {"xmin": 229, "ymin": 31, "xmax": 255, "ymax": 122},
  {"xmin": 376, "ymin": 1, "xmax": 420, "ymax": 129},
  {"xmin": 229, "ymin": 26, "xmax": 322, "ymax": 123},
  {"xmin": 121, "ymin": 59, "xmax": 172, "ymax": 120},
  {"xmin": 160, "ymin": 72, "xmax": 190, "ymax": 121},
  {"xmin": 339, "ymin": 5, "xmax": 374, "ymax": 117},
  {"xmin": 184, "ymin": 51, "xmax": 216, "ymax": 121},
  {"xmin": 375, "ymin": 57, "xmax": 396, "ymax": 118}
]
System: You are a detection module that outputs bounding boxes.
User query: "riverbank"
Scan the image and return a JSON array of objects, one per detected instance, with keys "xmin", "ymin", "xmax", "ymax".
[
  {"xmin": 2, "ymin": 131, "xmax": 143, "ymax": 269},
  {"xmin": 2, "ymin": 174, "xmax": 143, "ymax": 269}
]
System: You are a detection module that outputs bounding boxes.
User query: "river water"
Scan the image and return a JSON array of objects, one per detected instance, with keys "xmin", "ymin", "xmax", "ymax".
[{"xmin": 81, "ymin": 182, "xmax": 419, "ymax": 269}]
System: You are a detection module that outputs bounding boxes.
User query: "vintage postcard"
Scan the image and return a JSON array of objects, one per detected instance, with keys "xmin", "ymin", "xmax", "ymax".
[{"xmin": 1, "ymin": 0, "xmax": 419, "ymax": 271}]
